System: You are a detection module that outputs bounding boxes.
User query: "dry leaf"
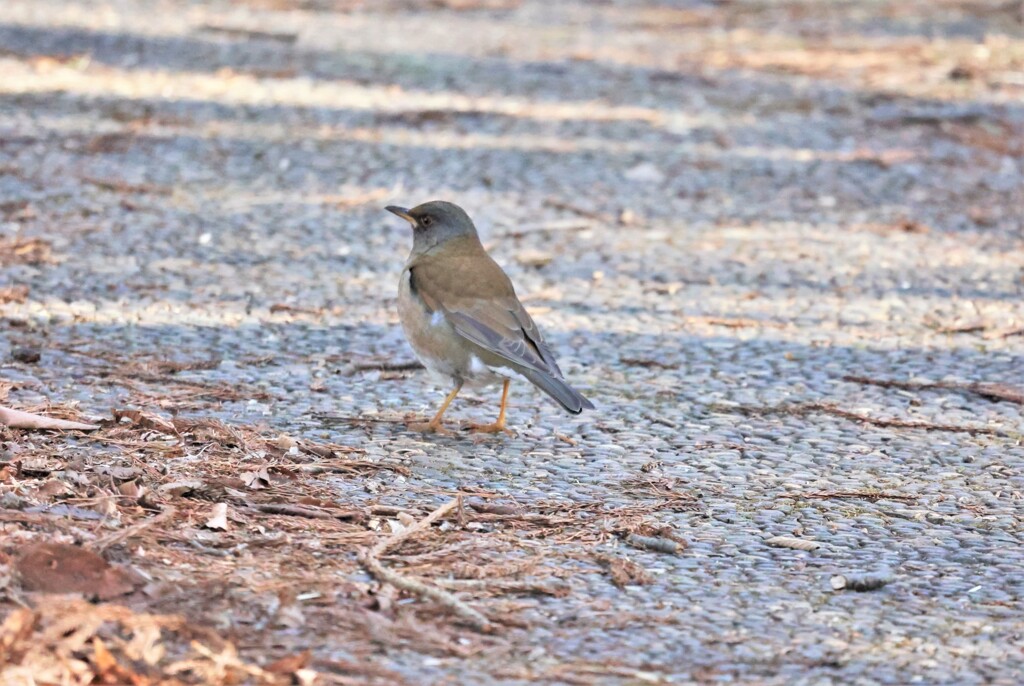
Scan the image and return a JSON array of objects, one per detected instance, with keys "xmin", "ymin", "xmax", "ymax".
[
  {"xmin": 766, "ymin": 536, "xmax": 820, "ymax": 551},
  {"xmin": 204, "ymin": 503, "xmax": 229, "ymax": 531},
  {"xmin": 35, "ymin": 479, "xmax": 72, "ymax": 500},
  {"xmin": 159, "ymin": 480, "xmax": 205, "ymax": 497},
  {"xmin": 16, "ymin": 543, "xmax": 143, "ymax": 599},
  {"xmin": 242, "ymin": 467, "xmax": 271, "ymax": 490},
  {"xmin": 112, "ymin": 408, "xmax": 177, "ymax": 434}
]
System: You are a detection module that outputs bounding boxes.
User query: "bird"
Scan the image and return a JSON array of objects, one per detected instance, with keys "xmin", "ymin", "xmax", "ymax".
[{"xmin": 386, "ymin": 200, "xmax": 594, "ymax": 435}]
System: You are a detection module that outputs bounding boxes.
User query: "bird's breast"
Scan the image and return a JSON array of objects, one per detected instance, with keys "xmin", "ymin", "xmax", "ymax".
[{"xmin": 398, "ymin": 269, "xmax": 467, "ymax": 382}]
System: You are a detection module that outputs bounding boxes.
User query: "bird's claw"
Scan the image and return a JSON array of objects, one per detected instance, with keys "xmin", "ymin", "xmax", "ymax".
[{"xmin": 465, "ymin": 422, "xmax": 515, "ymax": 437}]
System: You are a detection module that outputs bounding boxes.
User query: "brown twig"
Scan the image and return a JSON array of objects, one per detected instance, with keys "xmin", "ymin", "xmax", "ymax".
[
  {"xmin": 80, "ymin": 175, "xmax": 172, "ymax": 195},
  {"xmin": 422, "ymin": 577, "xmax": 570, "ymax": 597},
  {"xmin": 542, "ymin": 198, "xmax": 612, "ymax": 223},
  {"xmin": 716, "ymin": 402, "xmax": 1008, "ymax": 436},
  {"xmin": 359, "ymin": 497, "xmax": 493, "ymax": 632},
  {"xmin": 843, "ymin": 375, "xmax": 1023, "ymax": 406},
  {"xmin": 347, "ymin": 360, "xmax": 424, "ymax": 373},
  {"xmin": 196, "ymin": 23, "xmax": 298, "ymax": 43},
  {"xmin": 245, "ymin": 503, "xmax": 365, "ymax": 521},
  {"xmin": 780, "ymin": 490, "xmax": 916, "ymax": 503}
]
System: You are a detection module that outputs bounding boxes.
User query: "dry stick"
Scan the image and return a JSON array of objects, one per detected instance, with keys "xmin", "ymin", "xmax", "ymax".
[
  {"xmin": 90, "ymin": 506, "xmax": 177, "ymax": 553},
  {"xmin": 843, "ymin": 375, "xmax": 1024, "ymax": 406},
  {"xmin": 348, "ymin": 360, "xmax": 424, "ymax": 373},
  {"xmin": 719, "ymin": 402, "xmax": 1007, "ymax": 436},
  {"xmin": 781, "ymin": 490, "xmax": 916, "ymax": 503},
  {"xmin": 809, "ymin": 403, "xmax": 1005, "ymax": 435},
  {"xmin": 246, "ymin": 503, "xmax": 364, "ymax": 520},
  {"xmin": 359, "ymin": 497, "xmax": 493, "ymax": 633},
  {"xmin": 421, "ymin": 577, "xmax": 569, "ymax": 597}
]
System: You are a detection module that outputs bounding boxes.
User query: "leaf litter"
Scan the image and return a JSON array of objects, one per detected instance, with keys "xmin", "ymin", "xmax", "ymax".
[{"xmin": 0, "ymin": 398, "xmax": 700, "ymax": 682}]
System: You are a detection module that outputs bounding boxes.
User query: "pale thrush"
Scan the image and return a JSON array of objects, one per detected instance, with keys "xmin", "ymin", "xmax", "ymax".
[{"xmin": 387, "ymin": 201, "xmax": 594, "ymax": 434}]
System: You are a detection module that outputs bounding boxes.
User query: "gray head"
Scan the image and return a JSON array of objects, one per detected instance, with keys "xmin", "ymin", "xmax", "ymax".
[{"xmin": 386, "ymin": 200, "xmax": 480, "ymax": 255}]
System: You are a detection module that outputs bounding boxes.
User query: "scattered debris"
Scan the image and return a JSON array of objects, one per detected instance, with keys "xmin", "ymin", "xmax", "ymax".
[
  {"xmin": 831, "ymin": 571, "xmax": 893, "ymax": 592},
  {"xmin": 595, "ymin": 553, "xmax": 653, "ymax": 588},
  {"xmin": 781, "ymin": 490, "xmax": 916, "ymax": 503},
  {"xmin": 0, "ymin": 237, "xmax": 53, "ymax": 266},
  {"xmin": 91, "ymin": 507, "xmax": 178, "ymax": 553},
  {"xmin": 0, "ymin": 284, "xmax": 30, "ymax": 303},
  {"xmin": 620, "ymin": 357, "xmax": 679, "ymax": 370},
  {"xmin": 766, "ymin": 536, "xmax": 820, "ymax": 552},
  {"xmin": 11, "ymin": 347, "xmax": 40, "ymax": 364},
  {"xmin": 625, "ymin": 533, "xmax": 684, "ymax": 555}
]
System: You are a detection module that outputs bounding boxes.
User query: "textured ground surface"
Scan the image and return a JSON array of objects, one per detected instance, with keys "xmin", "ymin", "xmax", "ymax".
[{"xmin": 1, "ymin": 0, "xmax": 1023, "ymax": 684}]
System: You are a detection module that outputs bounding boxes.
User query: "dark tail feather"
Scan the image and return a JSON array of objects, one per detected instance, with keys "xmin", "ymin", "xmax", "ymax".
[{"xmin": 522, "ymin": 369, "xmax": 595, "ymax": 414}]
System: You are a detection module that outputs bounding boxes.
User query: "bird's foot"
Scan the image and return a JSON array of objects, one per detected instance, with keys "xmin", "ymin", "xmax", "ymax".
[
  {"xmin": 465, "ymin": 421, "xmax": 515, "ymax": 437},
  {"xmin": 408, "ymin": 420, "xmax": 453, "ymax": 436}
]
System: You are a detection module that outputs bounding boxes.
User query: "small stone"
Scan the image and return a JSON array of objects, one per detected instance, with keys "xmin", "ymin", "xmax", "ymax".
[{"xmin": 11, "ymin": 347, "xmax": 40, "ymax": 364}]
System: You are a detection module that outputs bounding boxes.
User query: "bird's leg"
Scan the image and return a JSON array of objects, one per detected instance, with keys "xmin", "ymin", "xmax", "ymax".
[
  {"xmin": 409, "ymin": 383, "xmax": 461, "ymax": 435},
  {"xmin": 467, "ymin": 379, "xmax": 514, "ymax": 436}
]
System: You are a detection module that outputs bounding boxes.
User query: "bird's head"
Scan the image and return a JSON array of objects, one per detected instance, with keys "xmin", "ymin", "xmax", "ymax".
[{"xmin": 386, "ymin": 200, "xmax": 480, "ymax": 255}]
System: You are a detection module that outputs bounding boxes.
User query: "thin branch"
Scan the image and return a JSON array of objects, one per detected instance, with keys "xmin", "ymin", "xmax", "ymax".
[
  {"xmin": 715, "ymin": 402, "xmax": 1008, "ymax": 436},
  {"xmin": 843, "ymin": 375, "xmax": 1023, "ymax": 405},
  {"xmin": 359, "ymin": 497, "xmax": 493, "ymax": 633}
]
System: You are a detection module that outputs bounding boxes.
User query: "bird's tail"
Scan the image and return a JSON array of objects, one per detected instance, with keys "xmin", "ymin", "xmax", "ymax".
[{"xmin": 522, "ymin": 369, "xmax": 595, "ymax": 414}]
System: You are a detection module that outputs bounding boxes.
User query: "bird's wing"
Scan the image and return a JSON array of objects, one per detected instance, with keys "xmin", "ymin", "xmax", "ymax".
[{"xmin": 409, "ymin": 248, "xmax": 565, "ymax": 379}]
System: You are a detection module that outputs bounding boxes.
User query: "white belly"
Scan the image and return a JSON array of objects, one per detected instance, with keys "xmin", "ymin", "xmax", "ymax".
[{"xmin": 397, "ymin": 269, "xmax": 522, "ymax": 391}]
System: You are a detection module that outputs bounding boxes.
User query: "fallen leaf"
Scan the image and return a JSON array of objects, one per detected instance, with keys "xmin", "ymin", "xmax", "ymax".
[
  {"xmin": 34, "ymin": 479, "xmax": 71, "ymax": 500},
  {"xmin": 242, "ymin": 467, "xmax": 271, "ymax": 490},
  {"xmin": 16, "ymin": 542, "xmax": 143, "ymax": 599},
  {"xmin": 112, "ymin": 408, "xmax": 178, "ymax": 434},
  {"xmin": 204, "ymin": 503, "xmax": 229, "ymax": 531},
  {"xmin": 158, "ymin": 480, "xmax": 205, "ymax": 497}
]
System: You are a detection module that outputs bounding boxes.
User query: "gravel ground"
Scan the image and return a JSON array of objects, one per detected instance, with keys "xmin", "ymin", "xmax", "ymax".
[{"xmin": 1, "ymin": 0, "xmax": 1023, "ymax": 684}]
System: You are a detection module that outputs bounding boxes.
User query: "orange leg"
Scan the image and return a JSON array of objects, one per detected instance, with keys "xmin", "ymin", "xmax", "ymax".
[
  {"xmin": 467, "ymin": 379, "xmax": 514, "ymax": 436},
  {"xmin": 409, "ymin": 383, "xmax": 462, "ymax": 435}
]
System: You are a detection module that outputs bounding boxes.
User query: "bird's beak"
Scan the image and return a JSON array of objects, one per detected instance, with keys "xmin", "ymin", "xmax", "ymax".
[{"xmin": 386, "ymin": 206, "xmax": 416, "ymax": 225}]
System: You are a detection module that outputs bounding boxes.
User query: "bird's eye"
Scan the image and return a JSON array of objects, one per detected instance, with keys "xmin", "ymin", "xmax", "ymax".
[{"xmin": 421, "ymin": 215, "xmax": 434, "ymax": 227}]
